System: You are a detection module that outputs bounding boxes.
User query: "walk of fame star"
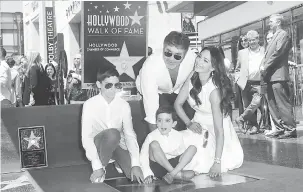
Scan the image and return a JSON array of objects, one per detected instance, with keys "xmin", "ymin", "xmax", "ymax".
[
  {"xmin": 129, "ymin": 11, "xmax": 144, "ymax": 26},
  {"xmin": 104, "ymin": 42, "xmax": 143, "ymax": 80},
  {"xmin": 124, "ymin": 1, "xmax": 131, "ymax": 9},
  {"xmin": 23, "ymin": 131, "xmax": 41, "ymax": 149}
]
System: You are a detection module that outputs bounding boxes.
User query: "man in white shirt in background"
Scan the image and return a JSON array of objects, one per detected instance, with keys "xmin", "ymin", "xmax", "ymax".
[
  {"xmin": 235, "ymin": 30, "xmax": 265, "ymax": 134},
  {"xmin": 0, "ymin": 47, "xmax": 13, "ymax": 107},
  {"xmin": 136, "ymin": 31, "xmax": 196, "ymax": 132},
  {"xmin": 81, "ymin": 67, "xmax": 144, "ymax": 183}
]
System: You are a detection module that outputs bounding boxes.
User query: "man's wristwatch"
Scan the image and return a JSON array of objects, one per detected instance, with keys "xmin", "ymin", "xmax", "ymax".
[
  {"xmin": 186, "ymin": 121, "xmax": 193, "ymax": 129},
  {"xmin": 214, "ymin": 158, "xmax": 221, "ymax": 164}
]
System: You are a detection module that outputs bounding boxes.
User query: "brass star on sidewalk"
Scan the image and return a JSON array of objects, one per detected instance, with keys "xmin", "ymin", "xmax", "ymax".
[{"xmin": 104, "ymin": 42, "xmax": 143, "ymax": 79}]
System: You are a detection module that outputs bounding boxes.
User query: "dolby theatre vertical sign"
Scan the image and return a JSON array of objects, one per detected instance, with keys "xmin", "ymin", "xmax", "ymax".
[
  {"xmin": 45, "ymin": 7, "xmax": 55, "ymax": 64},
  {"xmin": 82, "ymin": 1, "xmax": 147, "ymax": 91}
]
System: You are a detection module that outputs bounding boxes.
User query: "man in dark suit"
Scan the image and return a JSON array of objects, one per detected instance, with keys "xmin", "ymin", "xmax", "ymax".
[{"xmin": 260, "ymin": 14, "xmax": 296, "ymax": 139}]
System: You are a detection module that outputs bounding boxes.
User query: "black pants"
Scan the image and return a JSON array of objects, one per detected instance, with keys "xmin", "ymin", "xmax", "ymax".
[
  {"xmin": 159, "ymin": 93, "xmax": 195, "ymax": 131},
  {"xmin": 266, "ymin": 81, "xmax": 296, "ymax": 132}
]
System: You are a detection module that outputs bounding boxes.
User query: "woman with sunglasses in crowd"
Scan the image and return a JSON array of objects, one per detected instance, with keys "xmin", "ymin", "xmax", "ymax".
[
  {"xmin": 136, "ymin": 31, "xmax": 196, "ymax": 133},
  {"xmin": 174, "ymin": 46, "xmax": 243, "ymax": 178}
]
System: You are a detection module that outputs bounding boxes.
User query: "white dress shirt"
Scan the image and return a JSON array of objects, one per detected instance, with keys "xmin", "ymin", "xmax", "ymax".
[
  {"xmin": 81, "ymin": 94, "xmax": 140, "ymax": 171},
  {"xmin": 0, "ymin": 60, "xmax": 12, "ymax": 102},
  {"xmin": 248, "ymin": 47, "xmax": 264, "ymax": 81},
  {"xmin": 136, "ymin": 49, "xmax": 196, "ymax": 124},
  {"xmin": 140, "ymin": 128, "xmax": 186, "ymax": 179}
]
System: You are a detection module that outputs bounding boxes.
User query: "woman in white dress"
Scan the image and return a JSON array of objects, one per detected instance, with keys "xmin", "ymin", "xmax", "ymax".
[{"xmin": 174, "ymin": 46, "xmax": 243, "ymax": 178}]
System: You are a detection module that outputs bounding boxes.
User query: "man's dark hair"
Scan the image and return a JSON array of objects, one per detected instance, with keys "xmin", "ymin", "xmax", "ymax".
[
  {"xmin": 148, "ymin": 47, "xmax": 153, "ymax": 56},
  {"xmin": 156, "ymin": 105, "xmax": 178, "ymax": 121},
  {"xmin": 163, "ymin": 31, "xmax": 190, "ymax": 51},
  {"xmin": 6, "ymin": 56, "xmax": 15, "ymax": 67},
  {"xmin": 96, "ymin": 67, "xmax": 120, "ymax": 83},
  {"xmin": 1, "ymin": 47, "xmax": 7, "ymax": 58}
]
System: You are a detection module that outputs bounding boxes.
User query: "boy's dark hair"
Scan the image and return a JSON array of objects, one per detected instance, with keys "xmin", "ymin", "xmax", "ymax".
[
  {"xmin": 163, "ymin": 31, "xmax": 190, "ymax": 51},
  {"xmin": 96, "ymin": 67, "xmax": 119, "ymax": 83},
  {"xmin": 156, "ymin": 105, "xmax": 178, "ymax": 121}
]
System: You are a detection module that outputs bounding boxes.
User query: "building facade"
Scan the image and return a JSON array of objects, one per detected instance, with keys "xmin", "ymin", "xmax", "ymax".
[
  {"xmin": 168, "ymin": 1, "xmax": 303, "ymax": 107},
  {"xmin": 22, "ymin": 1, "xmax": 183, "ymax": 70},
  {"xmin": 0, "ymin": 1, "xmax": 24, "ymax": 56}
]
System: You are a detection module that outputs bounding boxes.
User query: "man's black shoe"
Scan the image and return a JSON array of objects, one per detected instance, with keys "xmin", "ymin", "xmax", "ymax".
[{"xmin": 278, "ymin": 130, "xmax": 297, "ymax": 139}]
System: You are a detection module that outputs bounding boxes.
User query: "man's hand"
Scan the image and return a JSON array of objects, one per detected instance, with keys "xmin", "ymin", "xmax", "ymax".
[
  {"xmin": 71, "ymin": 78, "xmax": 78, "ymax": 84},
  {"xmin": 90, "ymin": 168, "xmax": 105, "ymax": 183},
  {"xmin": 187, "ymin": 122, "xmax": 202, "ymax": 134},
  {"xmin": 148, "ymin": 123, "xmax": 157, "ymax": 132},
  {"xmin": 71, "ymin": 73, "xmax": 79, "ymax": 79},
  {"xmin": 143, "ymin": 175, "xmax": 155, "ymax": 184},
  {"xmin": 259, "ymin": 65, "xmax": 266, "ymax": 76},
  {"xmin": 131, "ymin": 166, "xmax": 144, "ymax": 184}
]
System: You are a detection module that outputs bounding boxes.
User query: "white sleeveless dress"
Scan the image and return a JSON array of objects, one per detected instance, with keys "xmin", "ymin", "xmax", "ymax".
[{"xmin": 182, "ymin": 78, "xmax": 244, "ymax": 174}]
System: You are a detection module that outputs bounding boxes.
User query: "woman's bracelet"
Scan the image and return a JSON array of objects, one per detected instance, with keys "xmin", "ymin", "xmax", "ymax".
[{"xmin": 214, "ymin": 157, "xmax": 221, "ymax": 164}]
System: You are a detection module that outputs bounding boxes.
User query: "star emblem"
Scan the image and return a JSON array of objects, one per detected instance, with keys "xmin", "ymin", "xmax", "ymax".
[
  {"xmin": 106, "ymin": 9, "xmax": 109, "ymax": 13},
  {"xmin": 129, "ymin": 10, "xmax": 144, "ymax": 26},
  {"xmin": 104, "ymin": 42, "xmax": 143, "ymax": 80},
  {"xmin": 113, "ymin": 6, "xmax": 119, "ymax": 12},
  {"xmin": 124, "ymin": 1, "xmax": 131, "ymax": 9},
  {"xmin": 94, "ymin": 5, "xmax": 98, "ymax": 9},
  {"xmin": 23, "ymin": 131, "xmax": 41, "ymax": 149}
]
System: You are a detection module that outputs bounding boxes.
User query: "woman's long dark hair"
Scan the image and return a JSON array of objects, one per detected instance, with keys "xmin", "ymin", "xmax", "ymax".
[
  {"xmin": 237, "ymin": 36, "xmax": 246, "ymax": 51},
  {"xmin": 190, "ymin": 46, "xmax": 234, "ymax": 118}
]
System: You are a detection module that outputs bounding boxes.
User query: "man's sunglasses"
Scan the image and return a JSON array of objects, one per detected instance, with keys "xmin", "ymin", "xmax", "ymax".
[
  {"xmin": 203, "ymin": 130, "xmax": 209, "ymax": 148},
  {"xmin": 105, "ymin": 83, "xmax": 122, "ymax": 89},
  {"xmin": 164, "ymin": 51, "xmax": 182, "ymax": 61}
]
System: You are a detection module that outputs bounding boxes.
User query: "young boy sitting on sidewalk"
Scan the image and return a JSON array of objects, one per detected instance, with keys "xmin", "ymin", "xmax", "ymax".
[{"xmin": 140, "ymin": 106, "xmax": 197, "ymax": 184}]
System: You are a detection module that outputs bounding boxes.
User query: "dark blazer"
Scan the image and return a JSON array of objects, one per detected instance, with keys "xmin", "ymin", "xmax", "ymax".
[{"xmin": 260, "ymin": 29, "xmax": 292, "ymax": 82}]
